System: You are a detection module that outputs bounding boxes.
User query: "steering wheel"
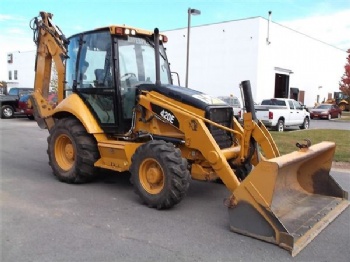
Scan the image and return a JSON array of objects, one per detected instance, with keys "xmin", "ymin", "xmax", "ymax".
[{"xmin": 120, "ymin": 73, "xmax": 136, "ymax": 81}]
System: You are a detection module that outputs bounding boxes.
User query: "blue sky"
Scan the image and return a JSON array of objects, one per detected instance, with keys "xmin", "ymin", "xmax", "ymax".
[{"xmin": 1, "ymin": 0, "xmax": 350, "ymax": 79}]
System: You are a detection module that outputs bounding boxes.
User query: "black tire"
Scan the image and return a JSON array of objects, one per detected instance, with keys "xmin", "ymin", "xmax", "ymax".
[
  {"xmin": 339, "ymin": 103, "xmax": 346, "ymax": 111},
  {"xmin": 1, "ymin": 105, "xmax": 14, "ymax": 119},
  {"xmin": 275, "ymin": 119, "xmax": 284, "ymax": 132},
  {"xmin": 130, "ymin": 140, "xmax": 190, "ymax": 209},
  {"xmin": 299, "ymin": 117, "xmax": 310, "ymax": 130},
  {"xmin": 27, "ymin": 115, "xmax": 35, "ymax": 120},
  {"xmin": 47, "ymin": 117, "xmax": 100, "ymax": 183}
]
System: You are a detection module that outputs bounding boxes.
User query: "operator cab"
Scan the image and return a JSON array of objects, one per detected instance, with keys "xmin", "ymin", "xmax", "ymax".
[{"xmin": 65, "ymin": 27, "xmax": 171, "ymax": 134}]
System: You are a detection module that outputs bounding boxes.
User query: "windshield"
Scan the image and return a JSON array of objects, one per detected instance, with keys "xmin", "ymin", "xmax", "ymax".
[
  {"xmin": 117, "ymin": 36, "xmax": 171, "ymax": 94},
  {"xmin": 316, "ymin": 104, "xmax": 331, "ymax": 109},
  {"xmin": 261, "ymin": 99, "xmax": 286, "ymax": 106},
  {"xmin": 220, "ymin": 96, "xmax": 241, "ymax": 107}
]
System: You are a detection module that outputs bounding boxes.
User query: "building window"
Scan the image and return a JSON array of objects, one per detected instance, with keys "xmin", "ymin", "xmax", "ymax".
[
  {"xmin": 8, "ymin": 71, "xmax": 12, "ymax": 80},
  {"xmin": 7, "ymin": 53, "xmax": 13, "ymax": 63},
  {"xmin": 14, "ymin": 70, "xmax": 18, "ymax": 80}
]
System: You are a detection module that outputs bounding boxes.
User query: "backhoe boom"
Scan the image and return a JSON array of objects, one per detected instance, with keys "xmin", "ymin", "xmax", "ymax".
[{"xmin": 30, "ymin": 12, "xmax": 68, "ymax": 129}]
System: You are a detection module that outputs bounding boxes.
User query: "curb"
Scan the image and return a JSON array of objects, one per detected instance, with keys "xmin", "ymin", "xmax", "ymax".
[{"xmin": 331, "ymin": 168, "xmax": 350, "ymax": 174}]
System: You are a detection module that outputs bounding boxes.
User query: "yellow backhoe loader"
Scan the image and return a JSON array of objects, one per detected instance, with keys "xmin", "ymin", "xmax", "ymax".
[{"xmin": 30, "ymin": 11, "xmax": 349, "ymax": 256}]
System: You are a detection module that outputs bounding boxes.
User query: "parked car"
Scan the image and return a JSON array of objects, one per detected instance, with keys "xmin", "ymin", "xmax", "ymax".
[
  {"xmin": 310, "ymin": 104, "xmax": 342, "ymax": 120},
  {"xmin": 17, "ymin": 93, "xmax": 58, "ymax": 120},
  {"xmin": 0, "ymin": 87, "xmax": 33, "ymax": 118},
  {"xmin": 218, "ymin": 95, "xmax": 242, "ymax": 119}
]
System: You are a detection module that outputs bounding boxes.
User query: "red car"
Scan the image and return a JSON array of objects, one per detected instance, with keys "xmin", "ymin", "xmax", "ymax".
[
  {"xmin": 18, "ymin": 93, "xmax": 58, "ymax": 120},
  {"xmin": 310, "ymin": 104, "xmax": 342, "ymax": 120}
]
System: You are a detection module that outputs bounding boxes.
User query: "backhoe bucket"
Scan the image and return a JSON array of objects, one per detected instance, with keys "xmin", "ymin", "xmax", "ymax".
[{"xmin": 228, "ymin": 141, "xmax": 349, "ymax": 256}]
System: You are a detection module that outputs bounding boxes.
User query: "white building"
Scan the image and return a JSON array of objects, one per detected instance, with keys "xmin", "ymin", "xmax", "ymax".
[
  {"xmin": 6, "ymin": 51, "xmax": 36, "ymax": 89},
  {"xmin": 163, "ymin": 17, "xmax": 346, "ymax": 107},
  {"xmin": 5, "ymin": 16, "xmax": 346, "ymax": 107}
]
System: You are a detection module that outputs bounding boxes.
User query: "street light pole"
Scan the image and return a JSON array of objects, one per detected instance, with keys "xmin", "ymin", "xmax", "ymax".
[{"xmin": 185, "ymin": 8, "xmax": 201, "ymax": 88}]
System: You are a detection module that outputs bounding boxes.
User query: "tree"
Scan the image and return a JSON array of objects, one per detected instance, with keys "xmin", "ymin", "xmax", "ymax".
[
  {"xmin": 339, "ymin": 49, "xmax": 350, "ymax": 96},
  {"xmin": 0, "ymin": 81, "xmax": 7, "ymax": 94}
]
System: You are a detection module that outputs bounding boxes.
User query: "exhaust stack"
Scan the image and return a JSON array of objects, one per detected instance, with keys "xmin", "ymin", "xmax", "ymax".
[{"xmin": 154, "ymin": 28, "xmax": 161, "ymax": 87}]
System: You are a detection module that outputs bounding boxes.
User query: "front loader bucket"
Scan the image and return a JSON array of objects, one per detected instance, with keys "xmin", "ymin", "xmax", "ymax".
[{"xmin": 228, "ymin": 141, "xmax": 349, "ymax": 256}]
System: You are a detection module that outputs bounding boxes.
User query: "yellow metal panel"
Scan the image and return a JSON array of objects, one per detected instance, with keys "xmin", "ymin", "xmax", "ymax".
[
  {"xmin": 95, "ymin": 140, "xmax": 143, "ymax": 172},
  {"xmin": 191, "ymin": 164, "xmax": 218, "ymax": 181},
  {"xmin": 53, "ymin": 94, "xmax": 104, "ymax": 134}
]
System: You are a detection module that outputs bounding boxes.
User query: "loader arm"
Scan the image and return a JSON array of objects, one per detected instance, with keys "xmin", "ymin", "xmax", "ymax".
[
  {"xmin": 243, "ymin": 112, "xmax": 280, "ymax": 162},
  {"xmin": 137, "ymin": 88, "xmax": 280, "ymax": 192},
  {"xmin": 30, "ymin": 11, "xmax": 69, "ymax": 130},
  {"xmin": 138, "ymin": 90, "xmax": 242, "ymax": 191}
]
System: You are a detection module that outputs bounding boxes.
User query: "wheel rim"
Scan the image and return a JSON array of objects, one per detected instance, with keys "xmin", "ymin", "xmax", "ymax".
[
  {"xmin": 328, "ymin": 114, "xmax": 331, "ymax": 120},
  {"xmin": 305, "ymin": 120, "xmax": 309, "ymax": 129},
  {"xmin": 55, "ymin": 134, "xmax": 75, "ymax": 171},
  {"xmin": 278, "ymin": 122, "xmax": 283, "ymax": 132},
  {"xmin": 3, "ymin": 108, "xmax": 13, "ymax": 117},
  {"xmin": 139, "ymin": 158, "xmax": 164, "ymax": 194}
]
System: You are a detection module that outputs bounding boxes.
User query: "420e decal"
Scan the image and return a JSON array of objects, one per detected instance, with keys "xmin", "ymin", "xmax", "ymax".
[{"xmin": 151, "ymin": 103, "xmax": 180, "ymax": 128}]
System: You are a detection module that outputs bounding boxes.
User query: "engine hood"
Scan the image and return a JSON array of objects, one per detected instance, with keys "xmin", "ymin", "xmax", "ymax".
[
  {"xmin": 137, "ymin": 84, "xmax": 227, "ymax": 110},
  {"xmin": 0, "ymin": 95, "xmax": 17, "ymax": 102}
]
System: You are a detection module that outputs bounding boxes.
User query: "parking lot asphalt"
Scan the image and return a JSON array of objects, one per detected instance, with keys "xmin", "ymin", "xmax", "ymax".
[{"xmin": 1, "ymin": 118, "xmax": 349, "ymax": 262}]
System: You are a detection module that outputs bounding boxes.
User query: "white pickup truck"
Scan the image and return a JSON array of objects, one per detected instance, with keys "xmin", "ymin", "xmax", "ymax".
[{"xmin": 255, "ymin": 98, "xmax": 310, "ymax": 132}]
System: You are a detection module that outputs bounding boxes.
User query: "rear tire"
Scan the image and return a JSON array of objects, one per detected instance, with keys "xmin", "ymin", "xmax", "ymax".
[
  {"xmin": 1, "ymin": 105, "xmax": 14, "ymax": 119},
  {"xmin": 338, "ymin": 103, "xmax": 346, "ymax": 111},
  {"xmin": 299, "ymin": 118, "xmax": 310, "ymax": 130},
  {"xmin": 275, "ymin": 119, "xmax": 284, "ymax": 132},
  {"xmin": 47, "ymin": 117, "xmax": 100, "ymax": 183},
  {"xmin": 130, "ymin": 140, "xmax": 190, "ymax": 209}
]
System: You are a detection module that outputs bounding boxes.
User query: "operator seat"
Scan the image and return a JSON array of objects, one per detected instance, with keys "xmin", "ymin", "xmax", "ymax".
[{"xmin": 94, "ymin": 69, "xmax": 105, "ymax": 87}]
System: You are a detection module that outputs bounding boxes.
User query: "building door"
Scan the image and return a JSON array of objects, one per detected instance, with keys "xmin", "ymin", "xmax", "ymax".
[
  {"xmin": 274, "ymin": 73, "xmax": 289, "ymax": 98},
  {"xmin": 299, "ymin": 90, "xmax": 305, "ymax": 104},
  {"xmin": 289, "ymin": 87, "xmax": 299, "ymax": 101}
]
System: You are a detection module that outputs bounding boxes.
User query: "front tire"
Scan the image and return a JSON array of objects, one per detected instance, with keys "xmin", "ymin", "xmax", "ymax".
[
  {"xmin": 275, "ymin": 119, "xmax": 284, "ymax": 132},
  {"xmin": 299, "ymin": 117, "xmax": 310, "ymax": 130},
  {"xmin": 47, "ymin": 117, "xmax": 100, "ymax": 183},
  {"xmin": 130, "ymin": 140, "xmax": 190, "ymax": 209},
  {"xmin": 1, "ymin": 105, "xmax": 14, "ymax": 119}
]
